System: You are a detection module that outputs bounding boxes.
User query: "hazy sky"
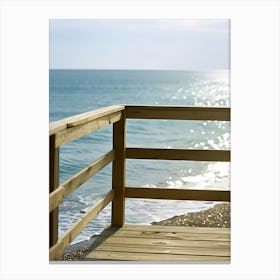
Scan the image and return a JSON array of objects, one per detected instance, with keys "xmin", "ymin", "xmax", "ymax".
[{"xmin": 49, "ymin": 19, "xmax": 230, "ymax": 70}]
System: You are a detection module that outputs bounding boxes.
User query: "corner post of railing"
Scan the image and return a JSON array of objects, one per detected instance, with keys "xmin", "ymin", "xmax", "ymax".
[
  {"xmin": 111, "ymin": 108, "xmax": 126, "ymax": 227},
  {"xmin": 49, "ymin": 134, "xmax": 59, "ymax": 247}
]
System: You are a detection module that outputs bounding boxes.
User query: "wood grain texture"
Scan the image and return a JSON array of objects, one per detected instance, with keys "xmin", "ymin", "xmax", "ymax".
[
  {"xmin": 99, "ymin": 227, "xmax": 230, "ymax": 241},
  {"xmin": 111, "ymin": 110, "xmax": 126, "ymax": 227},
  {"xmin": 49, "ymin": 151, "xmax": 114, "ymax": 212},
  {"xmin": 49, "ymin": 134, "xmax": 59, "ymax": 247},
  {"xmin": 49, "ymin": 104, "xmax": 231, "ymax": 261},
  {"xmin": 89, "ymin": 236, "xmax": 229, "ymax": 249},
  {"xmin": 125, "ymin": 105, "xmax": 230, "ymax": 121},
  {"xmin": 49, "ymin": 105, "xmax": 124, "ymax": 135},
  {"xmin": 87, "ymin": 243, "xmax": 229, "ymax": 257},
  {"xmin": 83, "ymin": 225, "xmax": 230, "ymax": 261},
  {"xmin": 110, "ymin": 224, "xmax": 230, "ymax": 234},
  {"xmin": 125, "ymin": 187, "xmax": 230, "ymax": 202},
  {"xmin": 85, "ymin": 251, "xmax": 229, "ymax": 261},
  {"xmin": 55, "ymin": 111, "xmax": 121, "ymax": 147},
  {"xmin": 126, "ymin": 148, "xmax": 230, "ymax": 162},
  {"xmin": 49, "ymin": 190, "xmax": 114, "ymax": 260}
]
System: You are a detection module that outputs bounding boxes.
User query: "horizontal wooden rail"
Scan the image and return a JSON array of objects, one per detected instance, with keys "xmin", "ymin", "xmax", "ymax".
[
  {"xmin": 50, "ymin": 105, "xmax": 125, "ymax": 136},
  {"xmin": 125, "ymin": 105, "xmax": 230, "ymax": 121},
  {"xmin": 49, "ymin": 150, "xmax": 114, "ymax": 212},
  {"xmin": 126, "ymin": 148, "xmax": 230, "ymax": 162},
  {"xmin": 49, "ymin": 189, "xmax": 114, "ymax": 261},
  {"xmin": 54, "ymin": 111, "xmax": 122, "ymax": 148},
  {"xmin": 49, "ymin": 105, "xmax": 231, "ymax": 260},
  {"xmin": 125, "ymin": 187, "xmax": 230, "ymax": 202}
]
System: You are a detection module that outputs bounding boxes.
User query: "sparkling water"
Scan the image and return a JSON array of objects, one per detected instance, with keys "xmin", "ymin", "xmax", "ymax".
[{"xmin": 49, "ymin": 69, "xmax": 230, "ymax": 244}]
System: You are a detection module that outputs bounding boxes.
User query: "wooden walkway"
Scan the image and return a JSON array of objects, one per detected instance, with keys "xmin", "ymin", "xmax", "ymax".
[
  {"xmin": 83, "ymin": 224, "xmax": 230, "ymax": 261},
  {"xmin": 49, "ymin": 105, "xmax": 231, "ymax": 261}
]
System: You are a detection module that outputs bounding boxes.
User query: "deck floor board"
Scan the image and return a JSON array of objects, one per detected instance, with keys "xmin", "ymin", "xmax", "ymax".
[{"xmin": 83, "ymin": 224, "xmax": 230, "ymax": 262}]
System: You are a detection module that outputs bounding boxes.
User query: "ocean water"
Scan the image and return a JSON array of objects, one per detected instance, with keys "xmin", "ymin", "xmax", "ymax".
[{"xmin": 49, "ymin": 69, "xmax": 230, "ymax": 244}]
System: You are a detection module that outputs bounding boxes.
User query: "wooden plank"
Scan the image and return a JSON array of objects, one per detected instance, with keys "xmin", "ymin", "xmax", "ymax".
[
  {"xmin": 121, "ymin": 224, "xmax": 230, "ymax": 234},
  {"xmin": 126, "ymin": 148, "xmax": 230, "ymax": 162},
  {"xmin": 84, "ymin": 224, "xmax": 230, "ymax": 261},
  {"xmin": 88, "ymin": 243, "xmax": 230, "ymax": 257},
  {"xmin": 85, "ymin": 250, "xmax": 229, "ymax": 261},
  {"xmin": 49, "ymin": 150, "xmax": 114, "ymax": 212},
  {"xmin": 49, "ymin": 134, "xmax": 59, "ymax": 247},
  {"xmin": 55, "ymin": 111, "xmax": 121, "ymax": 147},
  {"xmin": 49, "ymin": 190, "xmax": 114, "ymax": 260},
  {"xmin": 111, "ymin": 110, "xmax": 126, "ymax": 227},
  {"xmin": 67, "ymin": 105, "xmax": 125, "ymax": 127},
  {"xmin": 49, "ymin": 105, "xmax": 124, "ymax": 135},
  {"xmin": 99, "ymin": 228, "xmax": 230, "ymax": 241},
  {"xmin": 89, "ymin": 235, "xmax": 229, "ymax": 250},
  {"xmin": 125, "ymin": 105, "xmax": 230, "ymax": 121},
  {"xmin": 125, "ymin": 187, "xmax": 230, "ymax": 202},
  {"xmin": 49, "ymin": 121, "xmax": 67, "ymax": 136}
]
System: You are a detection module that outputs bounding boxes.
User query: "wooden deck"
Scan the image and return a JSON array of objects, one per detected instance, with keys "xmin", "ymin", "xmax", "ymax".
[
  {"xmin": 49, "ymin": 105, "xmax": 231, "ymax": 261},
  {"xmin": 83, "ymin": 224, "xmax": 230, "ymax": 262}
]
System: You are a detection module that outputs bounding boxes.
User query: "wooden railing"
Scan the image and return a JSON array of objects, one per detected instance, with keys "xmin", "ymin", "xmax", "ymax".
[{"xmin": 49, "ymin": 105, "xmax": 230, "ymax": 260}]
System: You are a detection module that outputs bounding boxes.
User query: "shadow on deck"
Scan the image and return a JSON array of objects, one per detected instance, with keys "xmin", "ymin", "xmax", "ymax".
[
  {"xmin": 82, "ymin": 224, "xmax": 230, "ymax": 262},
  {"xmin": 49, "ymin": 105, "xmax": 231, "ymax": 261}
]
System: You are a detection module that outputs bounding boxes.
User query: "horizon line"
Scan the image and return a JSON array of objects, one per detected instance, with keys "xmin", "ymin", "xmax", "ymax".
[{"xmin": 49, "ymin": 68, "xmax": 230, "ymax": 71}]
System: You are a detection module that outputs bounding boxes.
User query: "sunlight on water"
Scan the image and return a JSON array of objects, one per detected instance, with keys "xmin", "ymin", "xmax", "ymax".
[{"xmin": 50, "ymin": 70, "xmax": 230, "ymax": 244}]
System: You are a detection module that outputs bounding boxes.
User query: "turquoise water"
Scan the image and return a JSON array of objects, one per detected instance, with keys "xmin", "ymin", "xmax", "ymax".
[{"xmin": 49, "ymin": 69, "xmax": 230, "ymax": 244}]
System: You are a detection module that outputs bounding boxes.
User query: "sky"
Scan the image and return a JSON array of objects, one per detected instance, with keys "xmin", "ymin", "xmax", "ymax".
[{"xmin": 49, "ymin": 19, "xmax": 230, "ymax": 70}]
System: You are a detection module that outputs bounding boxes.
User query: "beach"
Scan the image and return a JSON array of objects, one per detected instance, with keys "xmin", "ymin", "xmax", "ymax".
[
  {"xmin": 58, "ymin": 202, "xmax": 230, "ymax": 261},
  {"xmin": 50, "ymin": 70, "xmax": 230, "ymax": 244}
]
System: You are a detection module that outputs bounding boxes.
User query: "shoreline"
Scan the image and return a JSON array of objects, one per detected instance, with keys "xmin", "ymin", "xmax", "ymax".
[{"xmin": 58, "ymin": 202, "xmax": 230, "ymax": 261}]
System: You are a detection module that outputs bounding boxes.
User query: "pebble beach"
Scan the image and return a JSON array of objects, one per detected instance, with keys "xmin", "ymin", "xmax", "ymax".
[{"xmin": 58, "ymin": 202, "xmax": 230, "ymax": 261}]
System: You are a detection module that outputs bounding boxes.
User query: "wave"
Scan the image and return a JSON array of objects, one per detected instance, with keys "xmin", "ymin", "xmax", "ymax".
[{"xmin": 51, "ymin": 70, "xmax": 231, "ymax": 245}]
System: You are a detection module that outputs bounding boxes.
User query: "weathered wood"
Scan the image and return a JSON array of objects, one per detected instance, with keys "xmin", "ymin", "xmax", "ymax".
[
  {"xmin": 94, "ymin": 235, "xmax": 229, "ymax": 249},
  {"xmin": 118, "ymin": 224, "xmax": 230, "ymax": 234},
  {"xmin": 126, "ymin": 148, "xmax": 230, "ymax": 162},
  {"xmin": 49, "ymin": 104, "xmax": 231, "ymax": 261},
  {"xmin": 50, "ymin": 105, "xmax": 229, "ymax": 135},
  {"xmin": 49, "ymin": 134, "xmax": 59, "ymax": 247},
  {"xmin": 88, "ymin": 228, "xmax": 229, "ymax": 257},
  {"xmin": 99, "ymin": 228, "xmax": 230, "ymax": 241},
  {"xmin": 49, "ymin": 150, "xmax": 114, "ymax": 212},
  {"xmin": 49, "ymin": 121, "xmax": 67, "ymax": 136},
  {"xmin": 85, "ymin": 251, "xmax": 229, "ymax": 261},
  {"xmin": 125, "ymin": 187, "xmax": 230, "ymax": 202},
  {"xmin": 84, "ymin": 225, "xmax": 230, "ymax": 261},
  {"xmin": 88, "ymin": 243, "xmax": 230, "ymax": 257},
  {"xmin": 49, "ymin": 105, "xmax": 125, "ymax": 135},
  {"xmin": 55, "ymin": 111, "xmax": 121, "ymax": 147},
  {"xmin": 49, "ymin": 190, "xmax": 114, "ymax": 260},
  {"xmin": 125, "ymin": 105, "xmax": 230, "ymax": 121},
  {"xmin": 111, "ymin": 110, "xmax": 126, "ymax": 227}
]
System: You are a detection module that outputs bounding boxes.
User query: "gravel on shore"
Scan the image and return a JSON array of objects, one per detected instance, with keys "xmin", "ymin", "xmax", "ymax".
[
  {"xmin": 152, "ymin": 202, "xmax": 230, "ymax": 228},
  {"xmin": 58, "ymin": 202, "xmax": 230, "ymax": 261}
]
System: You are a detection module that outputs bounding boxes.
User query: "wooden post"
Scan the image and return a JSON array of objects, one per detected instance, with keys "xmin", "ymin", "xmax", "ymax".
[
  {"xmin": 49, "ymin": 134, "xmax": 59, "ymax": 247},
  {"xmin": 111, "ymin": 110, "xmax": 126, "ymax": 227}
]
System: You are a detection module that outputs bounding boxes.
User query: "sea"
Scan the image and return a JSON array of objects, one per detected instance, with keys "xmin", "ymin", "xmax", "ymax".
[{"xmin": 49, "ymin": 69, "xmax": 230, "ymax": 244}]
